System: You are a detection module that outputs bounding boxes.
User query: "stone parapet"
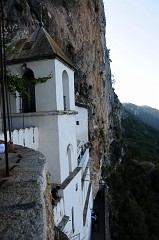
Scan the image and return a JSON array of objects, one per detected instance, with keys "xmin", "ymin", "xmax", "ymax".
[{"xmin": 0, "ymin": 146, "xmax": 54, "ymax": 240}]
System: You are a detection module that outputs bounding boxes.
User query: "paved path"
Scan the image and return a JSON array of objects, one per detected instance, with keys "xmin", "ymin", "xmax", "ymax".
[{"xmin": 92, "ymin": 188, "xmax": 105, "ymax": 240}]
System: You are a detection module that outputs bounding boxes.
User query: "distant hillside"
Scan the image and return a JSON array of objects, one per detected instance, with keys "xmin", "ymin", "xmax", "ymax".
[
  {"xmin": 108, "ymin": 108, "xmax": 159, "ymax": 240},
  {"xmin": 122, "ymin": 109, "xmax": 159, "ymax": 163},
  {"xmin": 123, "ymin": 103, "xmax": 159, "ymax": 130}
]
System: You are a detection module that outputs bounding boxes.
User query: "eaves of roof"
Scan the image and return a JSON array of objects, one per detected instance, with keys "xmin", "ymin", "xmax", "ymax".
[{"xmin": 6, "ymin": 27, "xmax": 76, "ymax": 70}]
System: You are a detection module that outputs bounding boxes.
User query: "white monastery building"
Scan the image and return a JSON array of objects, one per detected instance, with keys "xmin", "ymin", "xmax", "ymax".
[{"xmin": 1, "ymin": 26, "xmax": 93, "ymax": 240}]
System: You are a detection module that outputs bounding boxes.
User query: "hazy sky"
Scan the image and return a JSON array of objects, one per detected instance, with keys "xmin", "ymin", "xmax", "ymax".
[{"xmin": 104, "ymin": 0, "xmax": 159, "ymax": 110}]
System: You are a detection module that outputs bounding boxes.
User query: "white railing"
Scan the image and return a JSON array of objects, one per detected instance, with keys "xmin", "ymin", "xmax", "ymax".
[
  {"xmin": 78, "ymin": 149, "xmax": 89, "ymax": 176},
  {"xmin": 70, "ymin": 233, "xmax": 80, "ymax": 240},
  {"xmin": 77, "ymin": 140, "xmax": 83, "ymax": 158},
  {"xmin": 78, "ymin": 149, "xmax": 89, "ymax": 167},
  {"xmin": 0, "ymin": 127, "xmax": 39, "ymax": 150}
]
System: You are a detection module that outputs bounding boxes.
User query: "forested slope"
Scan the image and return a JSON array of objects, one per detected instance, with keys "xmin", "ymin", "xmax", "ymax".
[{"xmin": 108, "ymin": 110, "xmax": 159, "ymax": 240}]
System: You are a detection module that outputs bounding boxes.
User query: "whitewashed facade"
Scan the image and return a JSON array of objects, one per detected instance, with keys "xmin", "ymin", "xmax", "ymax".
[{"xmin": 3, "ymin": 27, "xmax": 93, "ymax": 240}]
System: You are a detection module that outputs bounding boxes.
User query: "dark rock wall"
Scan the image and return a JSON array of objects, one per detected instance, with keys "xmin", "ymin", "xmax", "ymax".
[{"xmin": 4, "ymin": 0, "xmax": 121, "ymax": 195}]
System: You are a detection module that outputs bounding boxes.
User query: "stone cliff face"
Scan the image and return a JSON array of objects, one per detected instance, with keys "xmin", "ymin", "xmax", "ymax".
[{"xmin": 4, "ymin": 0, "xmax": 120, "ymax": 195}]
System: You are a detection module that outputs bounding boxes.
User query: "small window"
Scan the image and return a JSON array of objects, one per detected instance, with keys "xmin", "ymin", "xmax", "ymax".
[
  {"xmin": 76, "ymin": 121, "xmax": 79, "ymax": 125},
  {"xmin": 23, "ymin": 41, "xmax": 34, "ymax": 50},
  {"xmin": 63, "ymin": 96, "xmax": 66, "ymax": 110},
  {"xmin": 76, "ymin": 183, "xmax": 78, "ymax": 191}
]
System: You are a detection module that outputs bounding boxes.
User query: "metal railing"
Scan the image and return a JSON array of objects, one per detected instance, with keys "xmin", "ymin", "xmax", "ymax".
[{"xmin": 69, "ymin": 233, "xmax": 80, "ymax": 240}]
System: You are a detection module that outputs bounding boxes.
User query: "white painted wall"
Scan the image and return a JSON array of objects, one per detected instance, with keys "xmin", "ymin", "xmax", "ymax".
[
  {"xmin": 29, "ymin": 60, "xmax": 57, "ymax": 111},
  {"xmin": 10, "ymin": 113, "xmax": 61, "ymax": 183},
  {"xmin": 59, "ymin": 165, "xmax": 93, "ymax": 240},
  {"xmin": 58, "ymin": 114, "xmax": 77, "ymax": 181},
  {"xmin": 62, "ymin": 171, "xmax": 83, "ymax": 238},
  {"xmin": 75, "ymin": 106, "xmax": 88, "ymax": 144},
  {"xmin": 53, "ymin": 197, "xmax": 65, "ymax": 225},
  {"xmin": 10, "ymin": 112, "xmax": 78, "ymax": 184},
  {"xmin": 53, "ymin": 150, "xmax": 93, "ymax": 239}
]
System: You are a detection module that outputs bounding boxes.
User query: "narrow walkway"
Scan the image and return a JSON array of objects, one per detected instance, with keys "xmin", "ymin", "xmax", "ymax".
[{"xmin": 92, "ymin": 188, "xmax": 105, "ymax": 240}]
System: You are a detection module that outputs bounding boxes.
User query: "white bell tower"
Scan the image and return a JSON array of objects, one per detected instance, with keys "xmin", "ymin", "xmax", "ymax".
[{"xmin": 7, "ymin": 27, "xmax": 78, "ymax": 184}]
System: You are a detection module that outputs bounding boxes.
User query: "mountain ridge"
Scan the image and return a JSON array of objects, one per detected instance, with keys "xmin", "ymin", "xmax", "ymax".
[{"xmin": 123, "ymin": 102, "xmax": 159, "ymax": 130}]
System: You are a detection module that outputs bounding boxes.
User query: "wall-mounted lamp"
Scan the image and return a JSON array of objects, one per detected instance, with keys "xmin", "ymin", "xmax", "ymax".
[
  {"xmin": 22, "ymin": 63, "xmax": 27, "ymax": 71},
  {"xmin": 68, "ymin": 144, "xmax": 72, "ymax": 149},
  {"xmin": 67, "ymin": 144, "xmax": 74, "ymax": 152}
]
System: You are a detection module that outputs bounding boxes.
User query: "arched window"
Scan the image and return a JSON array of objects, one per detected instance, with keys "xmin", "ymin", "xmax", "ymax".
[
  {"xmin": 67, "ymin": 144, "xmax": 73, "ymax": 173},
  {"xmin": 22, "ymin": 69, "xmax": 36, "ymax": 113},
  {"xmin": 62, "ymin": 70, "xmax": 69, "ymax": 110}
]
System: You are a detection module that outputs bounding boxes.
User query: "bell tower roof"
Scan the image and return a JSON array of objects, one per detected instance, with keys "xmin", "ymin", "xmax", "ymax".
[{"xmin": 7, "ymin": 27, "xmax": 75, "ymax": 70}]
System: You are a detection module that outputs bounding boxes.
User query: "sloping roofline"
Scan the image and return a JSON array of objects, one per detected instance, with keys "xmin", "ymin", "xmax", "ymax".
[{"xmin": 6, "ymin": 27, "xmax": 76, "ymax": 70}]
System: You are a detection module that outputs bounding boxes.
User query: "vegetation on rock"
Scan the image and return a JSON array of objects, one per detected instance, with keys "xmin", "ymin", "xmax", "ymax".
[{"xmin": 7, "ymin": 72, "xmax": 52, "ymax": 98}]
